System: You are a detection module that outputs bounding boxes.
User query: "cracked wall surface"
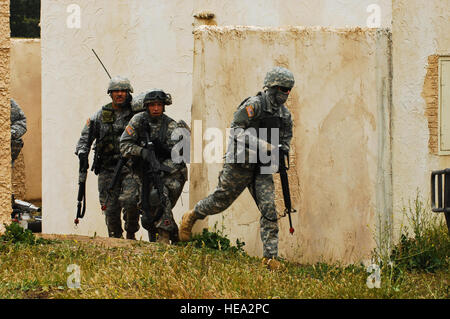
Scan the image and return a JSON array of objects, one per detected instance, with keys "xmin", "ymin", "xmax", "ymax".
[
  {"xmin": 41, "ymin": 0, "xmax": 392, "ymax": 246},
  {"xmin": 392, "ymin": 0, "xmax": 450, "ymax": 239},
  {"xmin": 192, "ymin": 26, "xmax": 392, "ymax": 264},
  {"xmin": 10, "ymin": 38, "xmax": 42, "ymax": 201}
]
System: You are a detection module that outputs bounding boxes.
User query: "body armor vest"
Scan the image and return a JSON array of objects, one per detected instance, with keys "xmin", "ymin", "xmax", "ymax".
[
  {"xmin": 96, "ymin": 104, "xmax": 134, "ymax": 169},
  {"xmin": 239, "ymin": 91, "xmax": 283, "ymax": 144},
  {"xmin": 139, "ymin": 114, "xmax": 172, "ymax": 162}
]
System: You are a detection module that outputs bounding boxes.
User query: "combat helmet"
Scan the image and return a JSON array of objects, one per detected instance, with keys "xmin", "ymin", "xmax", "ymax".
[
  {"xmin": 107, "ymin": 76, "xmax": 134, "ymax": 94},
  {"xmin": 143, "ymin": 89, "xmax": 172, "ymax": 106},
  {"xmin": 263, "ymin": 67, "xmax": 295, "ymax": 89}
]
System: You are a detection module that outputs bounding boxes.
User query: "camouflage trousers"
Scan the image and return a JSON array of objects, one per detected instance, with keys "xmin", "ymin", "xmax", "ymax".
[
  {"xmin": 11, "ymin": 138, "xmax": 23, "ymax": 165},
  {"xmin": 195, "ymin": 163, "xmax": 279, "ymax": 258},
  {"xmin": 139, "ymin": 168, "xmax": 186, "ymax": 241},
  {"xmin": 98, "ymin": 165, "xmax": 140, "ymax": 238}
]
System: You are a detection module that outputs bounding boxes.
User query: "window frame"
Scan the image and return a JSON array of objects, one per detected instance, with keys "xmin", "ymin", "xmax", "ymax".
[{"xmin": 438, "ymin": 56, "xmax": 450, "ymax": 155}]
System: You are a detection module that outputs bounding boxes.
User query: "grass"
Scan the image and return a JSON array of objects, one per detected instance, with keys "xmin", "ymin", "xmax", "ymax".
[
  {"xmin": 0, "ymin": 222, "xmax": 448, "ymax": 299},
  {"xmin": 0, "ymin": 194, "xmax": 448, "ymax": 300}
]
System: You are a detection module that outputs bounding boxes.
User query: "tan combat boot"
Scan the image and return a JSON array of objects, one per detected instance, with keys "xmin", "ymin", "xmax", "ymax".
[
  {"xmin": 179, "ymin": 209, "xmax": 199, "ymax": 242},
  {"xmin": 262, "ymin": 257, "xmax": 282, "ymax": 271},
  {"xmin": 157, "ymin": 230, "xmax": 171, "ymax": 245}
]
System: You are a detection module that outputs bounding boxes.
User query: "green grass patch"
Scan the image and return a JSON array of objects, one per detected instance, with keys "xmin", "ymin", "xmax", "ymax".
[{"xmin": 0, "ymin": 198, "xmax": 448, "ymax": 299}]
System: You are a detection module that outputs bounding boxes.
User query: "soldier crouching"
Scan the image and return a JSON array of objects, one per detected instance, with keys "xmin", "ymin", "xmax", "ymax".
[{"xmin": 120, "ymin": 89, "xmax": 188, "ymax": 244}]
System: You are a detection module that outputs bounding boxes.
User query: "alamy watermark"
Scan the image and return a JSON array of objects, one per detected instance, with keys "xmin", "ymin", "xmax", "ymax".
[
  {"xmin": 67, "ymin": 264, "xmax": 81, "ymax": 289},
  {"xmin": 170, "ymin": 121, "xmax": 283, "ymax": 174},
  {"xmin": 366, "ymin": 4, "xmax": 381, "ymax": 28},
  {"xmin": 366, "ymin": 264, "xmax": 381, "ymax": 289},
  {"xmin": 66, "ymin": 4, "xmax": 81, "ymax": 29}
]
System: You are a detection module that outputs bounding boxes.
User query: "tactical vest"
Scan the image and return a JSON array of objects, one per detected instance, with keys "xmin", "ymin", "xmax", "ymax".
[
  {"xmin": 96, "ymin": 104, "xmax": 135, "ymax": 169},
  {"xmin": 139, "ymin": 113, "xmax": 173, "ymax": 162},
  {"xmin": 238, "ymin": 91, "xmax": 283, "ymax": 144}
]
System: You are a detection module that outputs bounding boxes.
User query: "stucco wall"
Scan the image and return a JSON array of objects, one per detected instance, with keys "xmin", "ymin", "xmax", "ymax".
[
  {"xmin": 192, "ymin": 0, "xmax": 392, "ymax": 28},
  {"xmin": 41, "ymin": 0, "xmax": 393, "ymax": 256},
  {"xmin": 391, "ymin": 0, "xmax": 450, "ymax": 237},
  {"xmin": 0, "ymin": 0, "xmax": 11, "ymax": 233},
  {"xmin": 41, "ymin": 0, "xmax": 196, "ymax": 238},
  {"xmin": 192, "ymin": 26, "xmax": 392, "ymax": 264},
  {"xmin": 10, "ymin": 38, "xmax": 42, "ymax": 201}
]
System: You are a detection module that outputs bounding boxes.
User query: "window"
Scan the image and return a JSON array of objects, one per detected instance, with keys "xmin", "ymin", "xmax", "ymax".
[
  {"xmin": 439, "ymin": 57, "xmax": 450, "ymax": 154},
  {"xmin": 10, "ymin": 0, "xmax": 41, "ymax": 38}
]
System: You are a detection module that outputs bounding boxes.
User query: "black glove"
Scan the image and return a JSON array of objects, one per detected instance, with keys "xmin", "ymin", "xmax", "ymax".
[
  {"xmin": 141, "ymin": 148, "xmax": 151, "ymax": 162},
  {"xmin": 279, "ymin": 145, "xmax": 289, "ymax": 158},
  {"xmin": 78, "ymin": 152, "xmax": 89, "ymax": 171}
]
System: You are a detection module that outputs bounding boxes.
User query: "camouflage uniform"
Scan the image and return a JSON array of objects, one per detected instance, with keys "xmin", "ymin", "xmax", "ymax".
[
  {"xmin": 10, "ymin": 99, "xmax": 27, "ymax": 165},
  {"xmin": 75, "ymin": 76, "xmax": 140, "ymax": 238},
  {"xmin": 192, "ymin": 67, "xmax": 295, "ymax": 258},
  {"xmin": 120, "ymin": 90, "xmax": 188, "ymax": 242}
]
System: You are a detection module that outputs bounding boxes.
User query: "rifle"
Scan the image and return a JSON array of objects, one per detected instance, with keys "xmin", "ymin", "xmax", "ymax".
[
  {"xmin": 141, "ymin": 130, "xmax": 173, "ymax": 240},
  {"xmin": 12, "ymin": 198, "xmax": 42, "ymax": 233},
  {"xmin": 75, "ymin": 164, "xmax": 87, "ymax": 225},
  {"xmin": 74, "ymin": 121, "xmax": 94, "ymax": 225},
  {"xmin": 101, "ymin": 156, "xmax": 127, "ymax": 211},
  {"xmin": 278, "ymin": 148, "xmax": 296, "ymax": 235},
  {"xmin": 74, "ymin": 49, "xmax": 111, "ymax": 225}
]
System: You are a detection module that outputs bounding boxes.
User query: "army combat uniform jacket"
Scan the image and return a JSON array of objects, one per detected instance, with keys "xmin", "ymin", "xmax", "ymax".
[
  {"xmin": 120, "ymin": 111, "xmax": 188, "ymax": 237},
  {"xmin": 75, "ymin": 102, "xmax": 141, "ymax": 238},
  {"xmin": 10, "ymin": 99, "xmax": 27, "ymax": 163}
]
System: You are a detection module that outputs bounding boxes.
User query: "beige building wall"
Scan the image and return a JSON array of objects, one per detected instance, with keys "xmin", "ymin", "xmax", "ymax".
[
  {"xmin": 0, "ymin": 0, "xmax": 11, "ymax": 233},
  {"xmin": 192, "ymin": 26, "xmax": 392, "ymax": 264},
  {"xmin": 10, "ymin": 38, "xmax": 42, "ymax": 201},
  {"xmin": 391, "ymin": 0, "xmax": 450, "ymax": 238},
  {"xmin": 191, "ymin": 0, "xmax": 392, "ymax": 28},
  {"xmin": 41, "ymin": 0, "xmax": 196, "ymax": 239},
  {"xmin": 41, "ymin": 0, "xmax": 392, "ymax": 260}
]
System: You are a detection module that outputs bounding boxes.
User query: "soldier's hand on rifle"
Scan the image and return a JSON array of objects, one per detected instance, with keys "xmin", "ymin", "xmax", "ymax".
[
  {"xmin": 279, "ymin": 145, "xmax": 289, "ymax": 157},
  {"xmin": 78, "ymin": 152, "xmax": 89, "ymax": 171},
  {"xmin": 259, "ymin": 140, "xmax": 276, "ymax": 155},
  {"xmin": 141, "ymin": 148, "xmax": 151, "ymax": 162}
]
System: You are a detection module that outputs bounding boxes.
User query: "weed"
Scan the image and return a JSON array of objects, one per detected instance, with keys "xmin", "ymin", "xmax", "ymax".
[
  {"xmin": 390, "ymin": 193, "xmax": 449, "ymax": 273},
  {"xmin": 371, "ymin": 191, "xmax": 449, "ymax": 295},
  {"xmin": 180, "ymin": 223, "xmax": 246, "ymax": 253},
  {"xmin": 0, "ymin": 222, "xmax": 53, "ymax": 245}
]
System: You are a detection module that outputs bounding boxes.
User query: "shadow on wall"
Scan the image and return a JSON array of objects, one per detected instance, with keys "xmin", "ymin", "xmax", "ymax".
[{"xmin": 10, "ymin": 38, "xmax": 42, "ymax": 202}]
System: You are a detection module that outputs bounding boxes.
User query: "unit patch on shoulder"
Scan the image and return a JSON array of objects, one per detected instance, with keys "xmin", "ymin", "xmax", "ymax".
[
  {"xmin": 125, "ymin": 125, "xmax": 135, "ymax": 136},
  {"xmin": 86, "ymin": 118, "xmax": 90, "ymax": 127},
  {"xmin": 246, "ymin": 105, "xmax": 255, "ymax": 118}
]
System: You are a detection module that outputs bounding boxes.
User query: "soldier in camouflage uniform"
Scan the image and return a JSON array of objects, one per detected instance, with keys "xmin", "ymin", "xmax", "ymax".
[
  {"xmin": 120, "ymin": 89, "xmax": 188, "ymax": 244},
  {"xmin": 10, "ymin": 99, "xmax": 27, "ymax": 166},
  {"xmin": 179, "ymin": 67, "xmax": 295, "ymax": 268},
  {"xmin": 75, "ymin": 76, "xmax": 141, "ymax": 239}
]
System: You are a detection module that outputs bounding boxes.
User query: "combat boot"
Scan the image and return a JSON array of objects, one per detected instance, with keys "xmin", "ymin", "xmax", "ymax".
[
  {"xmin": 126, "ymin": 232, "xmax": 136, "ymax": 240},
  {"xmin": 262, "ymin": 257, "xmax": 282, "ymax": 271},
  {"xmin": 157, "ymin": 230, "xmax": 171, "ymax": 245},
  {"xmin": 179, "ymin": 209, "xmax": 200, "ymax": 242}
]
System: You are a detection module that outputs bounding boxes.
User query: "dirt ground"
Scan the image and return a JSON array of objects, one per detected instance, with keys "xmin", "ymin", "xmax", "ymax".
[{"xmin": 36, "ymin": 233, "xmax": 151, "ymax": 249}]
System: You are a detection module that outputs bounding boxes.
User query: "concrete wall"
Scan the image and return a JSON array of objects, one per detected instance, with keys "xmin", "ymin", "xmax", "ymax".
[
  {"xmin": 192, "ymin": 26, "xmax": 392, "ymax": 264},
  {"xmin": 10, "ymin": 38, "xmax": 42, "ymax": 201},
  {"xmin": 192, "ymin": 0, "xmax": 392, "ymax": 28},
  {"xmin": 41, "ymin": 0, "xmax": 392, "ymax": 259},
  {"xmin": 0, "ymin": 0, "xmax": 11, "ymax": 233},
  {"xmin": 391, "ymin": 0, "xmax": 450, "ymax": 237},
  {"xmin": 41, "ymin": 0, "xmax": 196, "ymax": 238}
]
